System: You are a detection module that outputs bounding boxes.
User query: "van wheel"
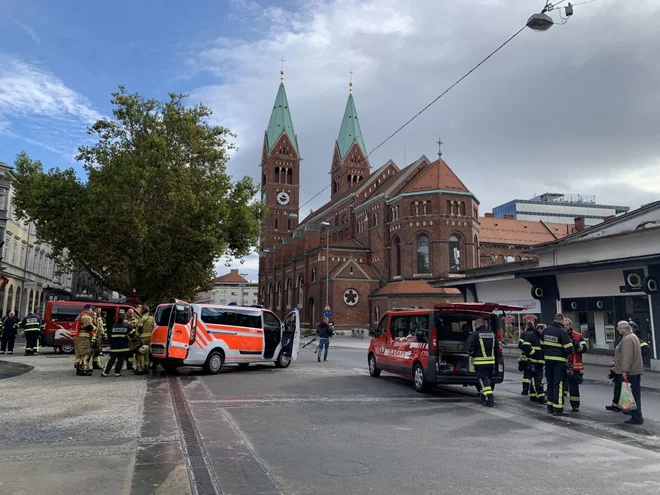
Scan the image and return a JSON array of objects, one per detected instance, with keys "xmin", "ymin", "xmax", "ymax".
[
  {"xmin": 61, "ymin": 344, "xmax": 75, "ymax": 354},
  {"xmin": 368, "ymin": 353, "xmax": 381, "ymax": 377},
  {"xmin": 275, "ymin": 351, "xmax": 291, "ymax": 368},
  {"xmin": 413, "ymin": 363, "xmax": 430, "ymax": 394},
  {"xmin": 204, "ymin": 351, "xmax": 224, "ymax": 374}
]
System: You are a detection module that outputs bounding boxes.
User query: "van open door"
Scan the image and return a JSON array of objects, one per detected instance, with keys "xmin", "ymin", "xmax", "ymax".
[
  {"xmin": 282, "ymin": 309, "xmax": 301, "ymax": 361},
  {"xmin": 165, "ymin": 301, "xmax": 194, "ymax": 361}
]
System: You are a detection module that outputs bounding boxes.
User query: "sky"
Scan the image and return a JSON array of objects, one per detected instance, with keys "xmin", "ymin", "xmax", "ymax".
[{"xmin": 1, "ymin": 0, "xmax": 659, "ymax": 283}]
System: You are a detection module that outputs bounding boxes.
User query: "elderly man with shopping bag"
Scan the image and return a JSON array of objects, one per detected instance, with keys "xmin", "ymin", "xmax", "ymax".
[{"xmin": 614, "ymin": 321, "xmax": 644, "ymax": 425}]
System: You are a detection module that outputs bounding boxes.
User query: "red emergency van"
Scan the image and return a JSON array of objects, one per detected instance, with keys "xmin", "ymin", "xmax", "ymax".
[
  {"xmin": 43, "ymin": 300, "xmax": 136, "ymax": 353},
  {"xmin": 367, "ymin": 303, "xmax": 524, "ymax": 393}
]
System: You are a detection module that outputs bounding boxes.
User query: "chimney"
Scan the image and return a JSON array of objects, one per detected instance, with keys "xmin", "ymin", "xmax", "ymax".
[
  {"xmin": 484, "ymin": 213, "xmax": 494, "ymax": 218},
  {"xmin": 574, "ymin": 217, "xmax": 586, "ymax": 231},
  {"xmin": 503, "ymin": 214, "xmax": 514, "ymax": 219},
  {"xmin": 604, "ymin": 215, "xmax": 616, "ymax": 222},
  {"xmin": 230, "ymin": 269, "xmax": 239, "ymax": 274}
]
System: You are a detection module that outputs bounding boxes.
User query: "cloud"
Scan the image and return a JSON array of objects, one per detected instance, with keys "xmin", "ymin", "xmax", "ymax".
[
  {"xmin": 8, "ymin": 17, "xmax": 40, "ymax": 44},
  {"xmin": 216, "ymin": 250, "xmax": 260, "ymax": 282},
  {"xmin": 0, "ymin": 57, "xmax": 102, "ymax": 158},
  {"xmin": 183, "ymin": 0, "xmax": 660, "ymax": 217}
]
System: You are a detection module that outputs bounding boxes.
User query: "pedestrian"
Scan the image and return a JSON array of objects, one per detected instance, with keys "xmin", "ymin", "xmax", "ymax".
[
  {"xmin": 542, "ymin": 313, "xmax": 573, "ymax": 417},
  {"xmin": 607, "ymin": 321, "xmax": 650, "ymax": 412},
  {"xmin": 74, "ymin": 305, "xmax": 96, "ymax": 376},
  {"xmin": 467, "ymin": 317, "xmax": 498, "ymax": 407},
  {"xmin": 521, "ymin": 323, "xmax": 547, "ymax": 403},
  {"xmin": 89, "ymin": 307, "xmax": 106, "ymax": 370},
  {"xmin": 102, "ymin": 310, "xmax": 136, "ymax": 377},
  {"xmin": 20, "ymin": 311, "xmax": 44, "ymax": 356},
  {"xmin": 0, "ymin": 311, "xmax": 20, "ymax": 354},
  {"xmin": 613, "ymin": 320, "xmax": 644, "ymax": 425},
  {"xmin": 316, "ymin": 317, "xmax": 333, "ymax": 362},
  {"xmin": 518, "ymin": 320, "xmax": 535, "ymax": 395},
  {"xmin": 564, "ymin": 318, "xmax": 587, "ymax": 413},
  {"xmin": 135, "ymin": 305, "xmax": 155, "ymax": 375}
]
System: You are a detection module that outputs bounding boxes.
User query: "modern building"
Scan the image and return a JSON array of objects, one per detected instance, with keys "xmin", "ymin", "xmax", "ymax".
[
  {"xmin": 195, "ymin": 269, "xmax": 258, "ymax": 306},
  {"xmin": 492, "ymin": 193, "xmax": 629, "ymax": 227},
  {"xmin": 432, "ymin": 201, "xmax": 660, "ymax": 370},
  {"xmin": 0, "ymin": 161, "xmax": 74, "ymax": 317}
]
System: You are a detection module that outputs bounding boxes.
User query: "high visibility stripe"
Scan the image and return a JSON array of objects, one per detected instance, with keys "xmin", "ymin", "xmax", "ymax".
[
  {"xmin": 578, "ymin": 342, "xmax": 587, "ymax": 351},
  {"xmin": 521, "ymin": 378, "xmax": 531, "ymax": 383},
  {"xmin": 545, "ymin": 356, "xmax": 568, "ymax": 362},
  {"xmin": 110, "ymin": 348, "xmax": 129, "ymax": 352},
  {"xmin": 473, "ymin": 358, "xmax": 495, "ymax": 365},
  {"xmin": 529, "ymin": 359, "xmax": 544, "ymax": 364},
  {"xmin": 543, "ymin": 341, "xmax": 563, "ymax": 348},
  {"xmin": 563, "ymin": 343, "xmax": 573, "ymax": 349},
  {"xmin": 139, "ymin": 333, "xmax": 152, "ymax": 338},
  {"xmin": 78, "ymin": 332, "xmax": 91, "ymax": 337},
  {"xmin": 531, "ymin": 346, "xmax": 542, "ymax": 351},
  {"xmin": 570, "ymin": 396, "xmax": 580, "ymax": 402},
  {"xmin": 557, "ymin": 382, "xmax": 564, "ymax": 407}
]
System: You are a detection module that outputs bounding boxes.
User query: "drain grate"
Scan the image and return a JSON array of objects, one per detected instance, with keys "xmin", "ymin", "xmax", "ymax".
[{"xmin": 169, "ymin": 377, "xmax": 222, "ymax": 495}]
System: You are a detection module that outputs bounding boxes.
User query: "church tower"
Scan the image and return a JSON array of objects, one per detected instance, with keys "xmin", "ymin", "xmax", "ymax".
[
  {"xmin": 260, "ymin": 70, "xmax": 301, "ymax": 250},
  {"xmin": 330, "ymin": 81, "xmax": 369, "ymax": 199}
]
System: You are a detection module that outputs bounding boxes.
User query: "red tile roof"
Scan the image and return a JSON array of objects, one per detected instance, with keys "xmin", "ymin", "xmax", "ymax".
[
  {"xmin": 214, "ymin": 269, "xmax": 249, "ymax": 284},
  {"xmin": 479, "ymin": 217, "xmax": 576, "ymax": 246},
  {"xmin": 372, "ymin": 280, "xmax": 461, "ymax": 296},
  {"xmin": 405, "ymin": 158, "xmax": 469, "ymax": 193}
]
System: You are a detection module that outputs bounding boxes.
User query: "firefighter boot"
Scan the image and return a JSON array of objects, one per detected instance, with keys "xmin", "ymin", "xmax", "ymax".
[
  {"xmin": 486, "ymin": 395, "xmax": 494, "ymax": 408},
  {"xmin": 547, "ymin": 404, "xmax": 553, "ymax": 415}
]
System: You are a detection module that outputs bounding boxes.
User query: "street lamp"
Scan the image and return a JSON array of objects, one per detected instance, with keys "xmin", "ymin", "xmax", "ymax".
[
  {"xmin": 527, "ymin": 1, "xmax": 574, "ymax": 32},
  {"xmin": 262, "ymin": 248, "xmax": 271, "ymax": 307},
  {"xmin": 320, "ymin": 221, "xmax": 330, "ymax": 309}
]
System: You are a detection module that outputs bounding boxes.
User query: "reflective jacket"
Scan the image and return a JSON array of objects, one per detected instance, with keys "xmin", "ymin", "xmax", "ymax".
[
  {"xmin": 467, "ymin": 325, "xmax": 498, "ymax": 366},
  {"xmin": 640, "ymin": 339, "xmax": 651, "ymax": 358},
  {"xmin": 137, "ymin": 313, "xmax": 155, "ymax": 342},
  {"xmin": 109, "ymin": 321, "xmax": 136, "ymax": 353},
  {"xmin": 21, "ymin": 314, "xmax": 43, "ymax": 333},
  {"xmin": 567, "ymin": 329, "xmax": 587, "ymax": 370},
  {"xmin": 521, "ymin": 329, "xmax": 544, "ymax": 364},
  {"xmin": 95, "ymin": 316, "xmax": 106, "ymax": 339},
  {"xmin": 541, "ymin": 322, "xmax": 573, "ymax": 363},
  {"xmin": 518, "ymin": 326, "xmax": 535, "ymax": 361}
]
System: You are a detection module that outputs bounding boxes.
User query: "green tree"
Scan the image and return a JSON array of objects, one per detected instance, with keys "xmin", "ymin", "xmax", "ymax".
[{"xmin": 12, "ymin": 87, "xmax": 264, "ymax": 303}]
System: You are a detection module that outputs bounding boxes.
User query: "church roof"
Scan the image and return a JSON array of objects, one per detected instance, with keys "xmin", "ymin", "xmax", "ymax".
[
  {"xmin": 371, "ymin": 280, "xmax": 461, "ymax": 297},
  {"xmin": 266, "ymin": 83, "xmax": 298, "ymax": 154},
  {"xmin": 406, "ymin": 158, "xmax": 470, "ymax": 193},
  {"xmin": 479, "ymin": 217, "xmax": 575, "ymax": 246},
  {"xmin": 336, "ymin": 93, "xmax": 367, "ymax": 160}
]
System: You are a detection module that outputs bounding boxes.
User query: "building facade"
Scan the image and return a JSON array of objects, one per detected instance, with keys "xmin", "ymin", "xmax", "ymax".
[
  {"xmin": 0, "ymin": 162, "xmax": 73, "ymax": 317},
  {"xmin": 258, "ymin": 79, "xmax": 481, "ymax": 329},
  {"xmin": 493, "ymin": 193, "xmax": 629, "ymax": 227},
  {"xmin": 196, "ymin": 269, "xmax": 258, "ymax": 306}
]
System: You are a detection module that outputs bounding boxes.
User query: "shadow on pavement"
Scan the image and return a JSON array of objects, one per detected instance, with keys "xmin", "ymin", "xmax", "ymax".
[{"xmin": 0, "ymin": 359, "xmax": 33, "ymax": 379}]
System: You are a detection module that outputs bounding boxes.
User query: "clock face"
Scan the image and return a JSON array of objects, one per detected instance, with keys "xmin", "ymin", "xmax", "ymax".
[{"xmin": 277, "ymin": 191, "xmax": 290, "ymax": 205}]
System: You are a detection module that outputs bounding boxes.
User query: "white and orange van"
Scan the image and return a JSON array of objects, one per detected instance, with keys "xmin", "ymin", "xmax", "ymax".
[{"xmin": 150, "ymin": 300, "xmax": 300, "ymax": 374}]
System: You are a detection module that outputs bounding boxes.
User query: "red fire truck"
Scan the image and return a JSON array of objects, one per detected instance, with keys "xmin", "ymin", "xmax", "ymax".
[{"xmin": 367, "ymin": 303, "xmax": 525, "ymax": 393}]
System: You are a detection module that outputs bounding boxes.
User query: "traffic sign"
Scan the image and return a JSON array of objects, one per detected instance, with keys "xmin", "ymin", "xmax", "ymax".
[{"xmin": 323, "ymin": 309, "xmax": 333, "ymax": 319}]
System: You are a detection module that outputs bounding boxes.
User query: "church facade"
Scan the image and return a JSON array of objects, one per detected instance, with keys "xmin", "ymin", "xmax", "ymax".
[{"xmin": 258, "ymin": 78, "xmax": 482, "ymax": 330}]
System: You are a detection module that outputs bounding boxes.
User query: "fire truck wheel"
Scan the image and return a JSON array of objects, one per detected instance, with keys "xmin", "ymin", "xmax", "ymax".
[
  {"xmin": 275, "ymin": 351, "xmax": 292, "ymax": 368},
  {"xmin": 368, "ymin": 353, "xmax": 381, "ymax": 377},
  {"xmin": 413, "ymin": 363, "xmax": 430, "ymax": 394},
  {"xmin": 204, "ymin": 350, "xmax": 224, "ymax": 374},
  {"xmin": 61, "ymin": 344, "xmax": 75, "ymax": 354}
]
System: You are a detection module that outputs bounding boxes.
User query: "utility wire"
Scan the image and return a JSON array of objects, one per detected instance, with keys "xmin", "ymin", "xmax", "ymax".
[{"xmin": 298, "ymin": 22, "xmax": 529, "ymax": 214}]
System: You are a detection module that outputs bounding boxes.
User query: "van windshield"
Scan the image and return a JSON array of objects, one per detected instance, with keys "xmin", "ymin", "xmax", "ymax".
[{"xmin": 50, "ymin": 305, "xmax": 85, "ymax": 322}]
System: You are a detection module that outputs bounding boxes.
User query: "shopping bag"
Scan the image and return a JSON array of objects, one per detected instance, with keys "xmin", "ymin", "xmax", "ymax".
[{"xmin": 618, "ymin": 379, "xmax": 637, "ymax": 412}]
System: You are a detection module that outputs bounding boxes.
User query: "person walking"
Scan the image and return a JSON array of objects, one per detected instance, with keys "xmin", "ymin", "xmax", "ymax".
[
  {"xmin": 467, "ymin": 317, "xmax": 498, "ymax": 407},
  {"xmin": 0, "ymin": 311, "xmax": 20, "ymax": 354},
  {"xmin": 614, "ymin": 320, "xmax": 644, "ymax": 425},
  {"xmin": 542, "ymin": 313, "xmax": 573, "ymax": 417},
  {"xmin": 102, "ymin": 310, "xmax": 136, "ymax": 377},
  {"xmin": 607, "ymin": 321, "xmax": 650, "ymax": 412},
  {"xmin": 20, "ymin": 312, "xmax": 44, "ymax": 356},
  {"xmin": 564, "ymin": 318, "xmax": 587, "ymax": 413},
  {"xmin": 316, "ymin": 317, "xmax": 333, "ymax": 362}
]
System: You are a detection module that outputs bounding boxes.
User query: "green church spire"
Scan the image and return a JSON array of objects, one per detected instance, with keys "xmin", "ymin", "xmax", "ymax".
[
  {"xmin": 336, "ymin": 87, "xmax": 367, "ymax": 160},
  {"xmin": 266, "ymin": 81, "xmax": 298, "ymax": 154}
]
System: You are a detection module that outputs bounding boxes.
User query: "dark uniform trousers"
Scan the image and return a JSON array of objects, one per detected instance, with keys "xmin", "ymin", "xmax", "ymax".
[
  {"xmin": 545, "ymin": 361, "xmax": 567, "ymax": 413},
  {"xmin": 103, "ymin": 351, "xmax": 127, "ymax": 375},
  {"xmin": 476, "ymin": 365, "xmax": 494, "ymax": 403},
  {"xmin": 568, "ymin": 373, "xmax": 581, "ymax": 410},
  {"xmin": 530, "ymin": 363, "xmax": 545, "ymax": 401},
  {"xmin": 522, "ymin": 364, "xmax": 534, "ymax": 393}
]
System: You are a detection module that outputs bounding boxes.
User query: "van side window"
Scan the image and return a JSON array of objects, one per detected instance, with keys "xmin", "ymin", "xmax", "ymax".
[
  {"xmin": 263, "ymin": 311, "xmax": 281, "ymax": 328},
  {"xmin": 376, "ymin": 315, "xmax": 389, "ymax": 336},
  {"xmin": 235, "ymin": 309, "xmax": 262, "ymax": 329},
  {"xmin": 51, "ymin": 305, "xmax": 84, "ymax": 322},
  {"xmin": 201, "ymin": 308, "xmax": 235, "ymax": 325},
  {"xmin": 390, "ymin": 316, "xmax": 409, "ymax": 339}
]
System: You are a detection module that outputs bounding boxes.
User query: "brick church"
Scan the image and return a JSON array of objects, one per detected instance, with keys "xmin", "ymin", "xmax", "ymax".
[{"xmin": 257, "ymin": 74, "xmax": 490, "ymax": 330}]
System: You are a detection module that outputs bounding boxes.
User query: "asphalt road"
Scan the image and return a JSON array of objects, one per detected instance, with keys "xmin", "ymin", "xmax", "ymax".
[{"xmin": 4, "ymin": 343, "xmax": 660, "ymax": 495}]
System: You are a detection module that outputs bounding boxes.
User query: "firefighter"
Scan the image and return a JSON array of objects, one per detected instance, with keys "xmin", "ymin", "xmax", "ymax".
[
  {"xmin": 20, "ymin": 311, "xmax": 44, "ymax": 356},
  {"xmin": 0, "ymin": 311, "xmax": 20, "ymax": 354},
  {"xmin": 135, "ymin": 305, "xmax": 155, "ymax": 374},
  {"xmin": 125, "ymin": 308, "xmax": 139, "ymax": 371},
  {"xmin": 518, "ymin": 320, "xmax": 535, "ymax": 395},
  {"xmin": 564, "ymin": 318, "xmax": 587, "ymax": 413},
  {"xmin": 89, "ymin": 307, "xmax": 106, "ymax": 370},
  {"xmin": 542, "ymin": 313, "xmax": 573, "ymax": 416},
  {"xmin": 467, "ymin": 316, "xmax": 498, "ymax": 407},
  {"xmin": 75, "ymin": 305, "xmax": 96, "ymax": 376},
  {"xmin": 102, "ymin": 310, "xmax": 135, "ymax": 377},
  {"xmin": 521, "ymin": 323, "xmax": 547, "ymax": 403}
]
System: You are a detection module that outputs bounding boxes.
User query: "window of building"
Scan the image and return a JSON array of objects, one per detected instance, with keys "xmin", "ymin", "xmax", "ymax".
[
  {"xmin": 286, "ymin": 279, "xmax": 292, "ymax": 308},
  {"xmin": 393, "ymin": 237, "xmax": 401, "ymax": 276},
  {"xmin": 276, "ymin": 282, "xmax": 282, "ymax": 309},
  {"xmin": 312, "ymin": 268, "xmax": 316, "ymax": 282},
  {"xmin": 373, "ymin": 212, "xmax": 378, "ymax": 227},
  {"xmin": 449, "ymin": 235, "xmax": 460, "ymax": 272},
  {"xmin": 416, "ymin": 234, "xmax": 430, "ymax": 274},
  {"xmin": 374, "ymin": 306, "xmax": 380, "ymax": 324},
  {"xmin": 274, "ymin": 218, "xmax": 278, "ymax": 230},
  {"xmin": 287, "ymin": 168, "xmax": 293, "ymax": 185},
  {"xmin": 298, "ymin": 276, "xmax": 304, "ymax": 308}
]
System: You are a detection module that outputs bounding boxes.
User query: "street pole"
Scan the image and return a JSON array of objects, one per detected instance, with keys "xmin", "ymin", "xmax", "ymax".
[{"xmin": 320, "ymin": 221, "xmax": 330, "ymax": 310}]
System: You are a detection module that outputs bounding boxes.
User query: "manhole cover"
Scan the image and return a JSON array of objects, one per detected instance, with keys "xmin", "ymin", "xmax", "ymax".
[{"xmin": 320, "ymin": 461, "xmax": 371, "ymax": 477}]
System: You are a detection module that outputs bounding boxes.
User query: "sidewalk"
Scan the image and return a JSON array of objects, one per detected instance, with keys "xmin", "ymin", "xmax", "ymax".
[{"xmin": 328, "ymin": 337, "xmax": 660, "ymax": 392}]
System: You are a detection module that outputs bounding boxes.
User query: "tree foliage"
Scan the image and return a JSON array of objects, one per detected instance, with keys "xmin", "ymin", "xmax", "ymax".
[{"xmin": 12, "ymin": 87, "xmax": 264, "ymax": 303}]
